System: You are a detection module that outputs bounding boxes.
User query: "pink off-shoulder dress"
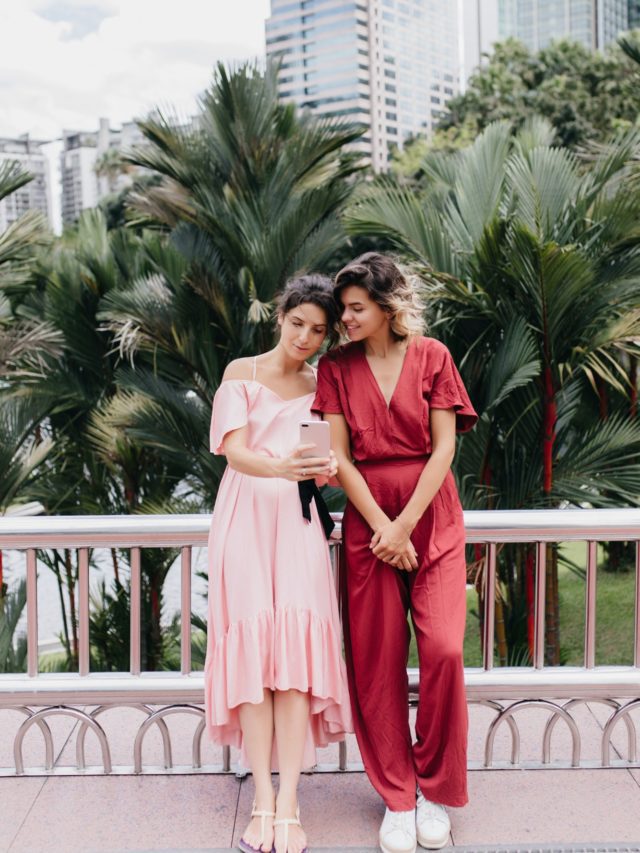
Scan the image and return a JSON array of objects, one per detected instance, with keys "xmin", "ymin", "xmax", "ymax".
[{"xmin": 203, "ymin": 378, "xmax": 352, "ymax": 768}]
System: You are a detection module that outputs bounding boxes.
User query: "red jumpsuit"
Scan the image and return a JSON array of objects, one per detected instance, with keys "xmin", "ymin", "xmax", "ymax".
[{"xmin": 312, "ymin": 336, "xmax": 477, "ymax": 810}]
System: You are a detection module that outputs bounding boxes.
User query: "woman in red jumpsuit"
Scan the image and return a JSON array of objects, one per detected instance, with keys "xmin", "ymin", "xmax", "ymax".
[{"xmin": 312, "ymin": 254, "xmax": 477, "ymax": 853}]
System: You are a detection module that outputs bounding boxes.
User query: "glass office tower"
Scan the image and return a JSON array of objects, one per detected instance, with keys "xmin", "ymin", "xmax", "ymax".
[
  {"xmin": 497, "ymin": 0, "xmax": 629, "ymax": 51},
  {"xmin": 266, "ymin": 0, "xmax": 460, "ymax": 172}
]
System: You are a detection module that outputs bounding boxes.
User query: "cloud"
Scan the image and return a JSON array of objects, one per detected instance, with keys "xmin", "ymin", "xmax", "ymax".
[
  {"xmin": 35, "ymin": 1, "xmax": 116, "ymax": 40},
  {"xmin": 0, "ymin": 0, "xmax": 270, "ymax": 139}
]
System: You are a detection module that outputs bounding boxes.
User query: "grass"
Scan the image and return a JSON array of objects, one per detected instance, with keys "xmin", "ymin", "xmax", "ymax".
[
  {"xmin": 556, "ymin": 542, "xmax": 636, "ymax": 666},
  {"xmin": 407, "ymin": 542, "xmax": 637, "ymax": 669}
]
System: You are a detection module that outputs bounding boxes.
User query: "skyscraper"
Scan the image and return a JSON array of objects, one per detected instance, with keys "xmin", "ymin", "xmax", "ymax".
[
  {"xmin": 0, "ymin": 136, "xmax": 52, "ymax": 231},
  {"xmin": 497, "ymin": 0, "xmax": 629, "ymax": 52},
  {"xmin": 266, "ymin": 0, "xmax": 460, "ymax": 172},
  {"xmin": 629, "ymin": 0, "xmax": 640, "ymax": 28}
]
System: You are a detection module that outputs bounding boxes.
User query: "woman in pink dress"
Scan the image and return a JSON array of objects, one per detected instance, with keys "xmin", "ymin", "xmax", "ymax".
[{"xmin": 204, "ymin": 275, "xmax": 352, "ymax": 853}]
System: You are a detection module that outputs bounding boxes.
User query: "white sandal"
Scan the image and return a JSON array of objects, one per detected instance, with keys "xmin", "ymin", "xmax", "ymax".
[
  {"xmin": 238, "ymin": 802, "xmax": 276, "ymax": 853},
  {"xmin": 274, "ymin": 806, "xmax": 308, "ymax": 853}
]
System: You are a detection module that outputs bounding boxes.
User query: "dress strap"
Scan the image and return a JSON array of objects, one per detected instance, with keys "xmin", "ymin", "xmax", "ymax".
[{"xmin": 252, "ymin": 356, "xmax": 257, "ymax": 380}]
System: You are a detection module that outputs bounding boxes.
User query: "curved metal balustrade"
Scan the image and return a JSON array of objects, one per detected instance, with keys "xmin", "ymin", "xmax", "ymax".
[{"xmin": 1, "ymin": 509, "xmax": 639, "ymax": 776}]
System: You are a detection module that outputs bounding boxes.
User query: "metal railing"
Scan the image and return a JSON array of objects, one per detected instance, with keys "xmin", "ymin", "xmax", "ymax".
[{"xmin": 0, "ymin": 508, "xmax": 639, "ymax": 775}]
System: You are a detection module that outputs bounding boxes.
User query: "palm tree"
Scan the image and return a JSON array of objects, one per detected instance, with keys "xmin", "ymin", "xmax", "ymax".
[
  {"xmin": 98, "ymin": 60, "xmax": 365, "ymax": 505},
  {"xmin": 344, "ymin": 118, "xmax": 640, "ymax": 663},
  {"xmin": 3, "ymin": 210, "xmax": 191, "ymax": 669},
  {"xmin": 0, "ymin": 159, "xmax": 52, "ymax": 669}
]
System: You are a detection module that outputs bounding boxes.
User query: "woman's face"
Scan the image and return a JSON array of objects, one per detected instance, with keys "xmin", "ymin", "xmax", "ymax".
[
  {"xmin": 339, "ymin": 285, "xmax": 389, "ymax": 341},
  {"xmin": 277, "ymin": 302, "xmax": 328, "ymax": 361}
]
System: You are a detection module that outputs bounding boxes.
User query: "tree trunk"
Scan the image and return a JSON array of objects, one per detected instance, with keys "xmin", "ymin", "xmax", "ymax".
[
  {"xmin": 495, "ymin": 594, "xmax": 508, "ymax": 666},
  {"xmin": 525, "ymin": 545, "xmax": 535, "ymax": 658},
  {"xmin": 545, "ymin": 544, "xmax": 560, "ymax": 665},
  {"xmin": 148, "ymin": 576, "xmax": 162, "ymax": 672},
  {"xmin": 542, "ymin": 365, "xmax": 561, "ymax": 663},
  {"xmin": 542, "ymin": 367, "xmax": 557, "ymax": 494},
  {"xmin": 110, "ymin": 548, "xmax": 120, "ymax": 585},
  {"xmin": 64, "ymin": 549, "xmax": 78, "ymax": 666}
]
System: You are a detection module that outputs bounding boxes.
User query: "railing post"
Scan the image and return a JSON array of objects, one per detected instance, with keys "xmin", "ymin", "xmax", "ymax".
[
  {"xmin": 130, "ymin": 547, "xmax": 141, "ymax": 675},
  {"xmin": 26, "ymin": 548, "xmax": 38, "ymax": 677},
  {"xmin": 482, "ymin": 543, "xmax": 496, "ymax": 671},
  {"xmin": 78, "ymin": 547, "xmax": 90, "ymax": 676},
  {"xmin": 534, "ymin": 542, "xmax": 546, "ymax": 669},
  {"xmin": 180, "ymin": 546, "xmax": 192, "ymax": 675},
  {"xmin": 585, "ymin": 541, "xmax": 598, "ymax": 669}
]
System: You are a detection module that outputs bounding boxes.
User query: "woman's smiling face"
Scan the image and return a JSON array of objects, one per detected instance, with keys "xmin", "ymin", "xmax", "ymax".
[{"xmin": 339, "ymin": 285, "xmax": 389, "ymax": 341}]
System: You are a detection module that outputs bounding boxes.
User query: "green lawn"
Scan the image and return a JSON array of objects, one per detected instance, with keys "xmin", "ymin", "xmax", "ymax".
[{"xmin": 407, "ymin": 542, "xmax": 637, "ymax": 669}]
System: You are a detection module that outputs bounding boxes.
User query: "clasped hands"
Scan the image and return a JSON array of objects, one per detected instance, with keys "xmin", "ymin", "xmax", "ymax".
[{"xmin": 370, "ymin": 517, "xmax": 418, "ymax": 572}]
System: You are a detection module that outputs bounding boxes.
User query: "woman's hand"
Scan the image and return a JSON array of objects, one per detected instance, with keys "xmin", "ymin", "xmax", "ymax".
[
  {"xmin": 276, "ymin": 443, "xmax": 332, "ymax": 482},
  {"xmin": 370, "ymin": 519, "xmax": 419, "ymax": 571},
  {"xmin": 315, "ymin": 450, "xmax": 339, "ymax": 487}
]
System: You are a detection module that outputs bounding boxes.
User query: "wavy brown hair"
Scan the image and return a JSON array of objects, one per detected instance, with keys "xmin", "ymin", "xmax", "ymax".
[{"xmin": 334, "ymin": 253, "xmax": 426, "ymax": 341}]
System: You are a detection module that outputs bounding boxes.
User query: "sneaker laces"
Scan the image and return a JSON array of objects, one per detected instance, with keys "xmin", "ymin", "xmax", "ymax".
[
  {"xmin": 417, "ymin": 792, "xmax": 446, "ymax": 821},
  {"xmin": 386, "ymin": 809, "xmax": 414, "ymax": 834}
]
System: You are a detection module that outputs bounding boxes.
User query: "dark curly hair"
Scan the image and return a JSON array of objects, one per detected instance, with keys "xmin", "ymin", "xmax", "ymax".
[{"xmin": 275, "ymin": 274, "xmax": 341, "ymax": 347}]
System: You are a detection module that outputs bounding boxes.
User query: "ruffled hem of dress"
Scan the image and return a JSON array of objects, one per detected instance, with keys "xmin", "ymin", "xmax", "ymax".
[{"xmin": 204, "ymin": 607, "xmax": 352, "ymax": 755}]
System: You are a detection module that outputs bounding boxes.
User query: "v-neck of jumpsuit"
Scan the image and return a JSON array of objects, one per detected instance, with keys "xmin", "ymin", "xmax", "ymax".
[{"xmin": 358, "ymin": 340, "xmax": 411, "ymax": 412}]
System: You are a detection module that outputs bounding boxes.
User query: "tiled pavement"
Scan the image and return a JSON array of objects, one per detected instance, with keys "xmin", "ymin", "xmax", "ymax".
[{"xmin": 1, "ymin": 702, "xmax": 639, "ymax": 853}]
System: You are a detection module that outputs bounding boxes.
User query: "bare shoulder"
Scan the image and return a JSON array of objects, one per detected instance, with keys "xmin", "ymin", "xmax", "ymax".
[{"xmin": 221, "ymin": 357, "xmax": 254, "ymax": 382}]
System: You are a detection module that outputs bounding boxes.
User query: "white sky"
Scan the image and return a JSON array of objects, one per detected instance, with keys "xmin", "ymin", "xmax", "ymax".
[{"xmin": 1, "ymin": 0, "xmax": 271, "ymax": 140}]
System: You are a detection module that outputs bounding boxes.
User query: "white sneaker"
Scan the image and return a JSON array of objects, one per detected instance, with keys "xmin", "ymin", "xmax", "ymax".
[
  {"xmin": 379, "ymin": 807, "xmax": 417, "ymax": 853},
  {"xmin": 416, "ymin": 790, "xmax": 450, "ymax": 849}
]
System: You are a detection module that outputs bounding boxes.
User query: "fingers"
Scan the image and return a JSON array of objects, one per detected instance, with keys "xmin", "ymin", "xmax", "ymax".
[
  {"xmin": 374, "ymin": 544, "xmax": 419, "ymax": 570},
  {"xmin": 291, "ymin": 443, "xmax": 317, "ymax": 458}
]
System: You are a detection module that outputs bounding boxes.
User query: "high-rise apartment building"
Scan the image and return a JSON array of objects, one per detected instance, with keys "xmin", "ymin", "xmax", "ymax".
[
  {"xmin": 60, "ymin": 118, "xmax": 147, "ymax": 226},
  {"xmin": 629, "ymin": 0, "xmax": 640, "ymax": 27},
  {"xmin": 266, "ymin": 0, "xmax": 460, "ymax": 171},
  {"xmin": 0, "ymin": 136, "xmax": 52, "ymax": 231},
  {"xmin": 497, "ymin": 0, "xmax": 629, "ymax": 51}
]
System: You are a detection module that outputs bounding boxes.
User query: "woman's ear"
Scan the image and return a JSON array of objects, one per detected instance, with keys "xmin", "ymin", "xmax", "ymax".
[{"xmin": 276, "ymin": 313, "xmax": 284, "ymax": 328}]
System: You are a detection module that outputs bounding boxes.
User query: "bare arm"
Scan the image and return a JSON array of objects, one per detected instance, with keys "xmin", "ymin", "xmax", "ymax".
[
  {"xmin": 325, "ymin": 413, "xmax": 418, "ymax": 569},
  {"xmin": 222, "ymin": 425, "xmax": 331, "ymax": 481},
  {"xmin": 371, "ymin": 408, "xmax": 456, "ymax": 562},
  {"xmin": 217, "ymin": 359, "xmax": 331, "ymax": 480}
]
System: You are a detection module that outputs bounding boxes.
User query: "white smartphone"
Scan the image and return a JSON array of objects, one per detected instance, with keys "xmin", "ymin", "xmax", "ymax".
[{"xmin": 299, "ymin": 420, "xmax": 331, "ymax": 458}]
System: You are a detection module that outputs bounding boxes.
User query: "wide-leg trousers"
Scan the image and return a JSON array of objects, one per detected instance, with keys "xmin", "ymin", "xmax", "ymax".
[{"xmin": 341, "ymin": 459, "xmax": 469, "ymax": 811}]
